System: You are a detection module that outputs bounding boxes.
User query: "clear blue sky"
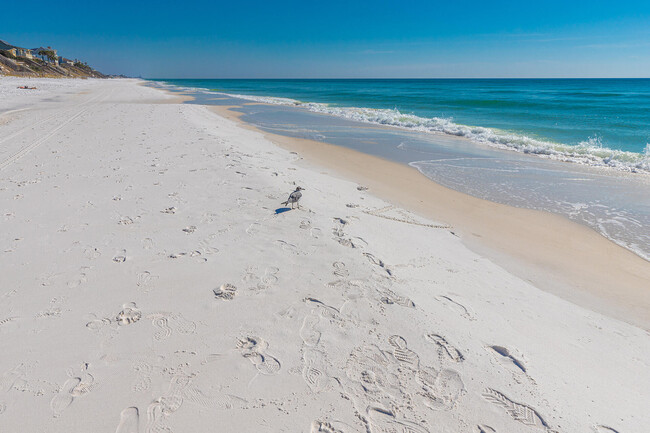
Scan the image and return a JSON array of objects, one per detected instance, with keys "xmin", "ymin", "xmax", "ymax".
[{"xmin": 3, "ymin": 0, "xmax": 650, "ymax": 78}]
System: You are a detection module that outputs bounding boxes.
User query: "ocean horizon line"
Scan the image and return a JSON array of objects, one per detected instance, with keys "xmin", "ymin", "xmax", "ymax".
[{"xmin": 147, "ymin": 77, "xmax": 650, "ymax": 80}]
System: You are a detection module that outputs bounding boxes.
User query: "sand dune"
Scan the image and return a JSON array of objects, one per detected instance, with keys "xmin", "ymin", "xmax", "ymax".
[{"xmin": 0, "ymin": 78, "xmax": 647, "ymax": 433}]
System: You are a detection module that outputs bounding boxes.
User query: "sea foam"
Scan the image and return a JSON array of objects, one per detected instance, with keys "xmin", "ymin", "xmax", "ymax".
[{"xmin": 215, "ymin": 91, "xmax": 650, "ymax": 174}]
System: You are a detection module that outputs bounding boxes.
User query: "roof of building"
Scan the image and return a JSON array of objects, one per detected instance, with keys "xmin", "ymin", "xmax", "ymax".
[{"xmin": 0, "ymin": 40, "xmax": 16, "ymax": 50}]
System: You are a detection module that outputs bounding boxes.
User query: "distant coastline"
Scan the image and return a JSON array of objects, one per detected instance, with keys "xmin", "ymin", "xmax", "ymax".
[{"xmin": 0, "ymin": 38, "xmax": 109, "ymax": 78}]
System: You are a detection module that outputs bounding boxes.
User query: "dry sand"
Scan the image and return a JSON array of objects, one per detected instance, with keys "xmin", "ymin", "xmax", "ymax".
[{"xmin": 0, "ymin": 77, "xmax": 648, "ymax": 433}]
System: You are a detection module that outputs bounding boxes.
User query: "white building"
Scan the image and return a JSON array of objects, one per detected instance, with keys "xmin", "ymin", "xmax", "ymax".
[{"xmin": 32, "ymin": 47, "xmax": 59, "ymax": 66}]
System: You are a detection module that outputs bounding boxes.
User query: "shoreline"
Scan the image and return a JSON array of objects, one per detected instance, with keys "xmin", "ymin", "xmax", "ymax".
[
  {"xmin": 204, "ymin": 102, "xmax": 650, "ymax": 330},
  {"xmin": 190, "ymin": 85, "xmax": 650, "ymax": 175},
  {"xmin": 1, "ymin": 78, "xmax": 648, "ymax": 432}
]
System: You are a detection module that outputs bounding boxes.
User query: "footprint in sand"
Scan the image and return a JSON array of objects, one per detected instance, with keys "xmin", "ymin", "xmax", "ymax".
[
  {"xmin": 331, "ymin": 219, "xmax": 346, "ymax": 238},
  {"xmin": 331, "ymin": 218, "xmax": 366, "ymax": 248},
  {"xmin": 146, "ymin": 312, "xmax": 196, "ymax": 340},
  {"xmin": 310, "ymin": 420, "xmax": 356, "ymax": 433},
  {"xmin": 119, "ymin": 216, "xmax": 135, "ymax": 226},
  {"xmin": 50, "ymin": 377, "xmax": 79, "ymax": 417},
  {"xmin": 363, "ymin": 252, "xmax": 382, "ymax": 266},
  {"xmin": 1, "ymin": 364, "xmax": 26, "ymax": 393},
  {"xmin": 379, "ymin": 288, "xmax": 415, "ymax": 308},
  {"xmin": 132, "ymin": 361, "xmax": 153, "ymax": 392},
  {"xmin": 300, "ymin": 313, "xmax": 321, "ymax": 347},
  {"xmin": 416, "ymin": 367, "xmax": 465, "ymax": 411},
  {"xmin": 116, "ymin": 407, "xmax": 139, "ymax": 433},
  {"xmin": 344, "ymin": 346, "xmax": 401, "ymax": 400},
  {"xmin": 50, "ymin": 364, "xmax": 95, "ymax": 418},
  {"xmin": 486, "ymin": 345, "xmax": 527, "ymax": 375},
  {"xmin": 116, "ymin": 303, "xmax": 142, "ymax": 325},
  {"xmin": 387, "ymin": 335, "xmax": 420, "ymax": 369},
  {"xmin": 332, "ymin": 262, "xmax": 349, "ymax": 278},
  {"xmin": 259, "ymin": 267, "xmax": 279, "ymax": 289},
  {"xmin": 148, "ymin": 314, "xmax": 172, "ymax": 341},
  {"xmin": 276, "ymin": 240, "xmax": 302, "ymax": 255},
  {"xmin": 593, "ymin": 426, "xmax": 620, "ymax": 433},
  {"xmin": 146, "ymin": 375, "xmax": 190, "ymax": 432},
  {"xmin": 304, "ymin": 297, "xmax": 342, "ymax": 322},
  {"xmin": 310, "ymin": 421, "xmax": 339, "ymax": 433},
  {"xmin": 242, "ymin": 266, "xmax": 260, "ymax": 284},
  {"xmin": 363, "ymin": 253, "xmax": 392, "ymax": 275},
  {"xmin": 477, "ymin": 425, "xmax": 496, "ymax": 433},
  {"xmin": 435, "ymin": 295, "xmax": 476, "ymax": 321},
  {"xmin": 68, "ymin": 267, "xmax": 90, "ymax": 288},
  {"xmin": 340, "ymin": 296, "xmax": 375, "ymax": 325},
  {"xmin": 136, "ymin": 271, "xmax": 159, "ymax": 292},
  {"xmin": 333, "ymin": 232, "xmax": 367, "ymax": 249},
  {"xmin": 326, "ymin": 279, "xmax": 348, "ymax": 290},
  {"xmin": 236, "ymin": 336, "xmax": 281, "ymax": 375},
  {"xmin": 0, "ymin": 316, "xmax": 20, "ymax": 331},
  {"xmin": 85, "ymin": 314, "xmax": 112, "ymax": 332},
  {"xmin": 244, "ymin": 351, "xmax": 282, "ymax": 376},
  {"xmin": 199, "ymin": 234, "xmax": 220, "ymax": 255},
  {"xmin": 70, "ymin": 364, "xmax": 96, "ymax": 397},
  {"xmin": 171, "ymin": 313, "xmax": 196, "ymax": 334},
  {"xmin": 302, "ymin": 349, "xmax": 329, "ymax": 393},
  {"xmin": 214, "ymin": 284, "xmax": 237, "ymax": 300},
  {"xmin": 481, "ymin": 388, "xmax": 551, "ymax": 431},
  {"xmin": 113, "ymin": 254, "xmax": 127, "ymax": 263},
  {"xmin": 366, "ymin": 406, "xmax": 429, "ymax": 433},
  {"xmin": 182, "ymin": 385, "xmax": 246, "ymax": 411},
  {"xmin": 425, "ymin": 334, "xmax": 464, "ymax": 363},
  {"xmin": 83, "ymin": 247, "xmax": 101, "ymax": 260}
]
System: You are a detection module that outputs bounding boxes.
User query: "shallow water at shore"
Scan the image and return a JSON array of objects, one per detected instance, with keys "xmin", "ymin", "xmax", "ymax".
[
  {"xmin": 152, "ymin": 78, "xmax": 650, "ymax": 173},
  {"xmin": 152, "ymin": 83, "xmax": 650, "ymax": 261}
]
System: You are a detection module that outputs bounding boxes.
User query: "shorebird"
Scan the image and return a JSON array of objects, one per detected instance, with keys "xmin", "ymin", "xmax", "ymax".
[{"xmin": 282, "ymin": 186, "xmax": 304, "ymax": 209}]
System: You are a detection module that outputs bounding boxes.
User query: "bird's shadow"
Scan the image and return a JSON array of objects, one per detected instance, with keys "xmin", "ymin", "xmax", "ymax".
[{"xmin": 275, "ymin": 207, "xmax": 292, "ymax": 214}]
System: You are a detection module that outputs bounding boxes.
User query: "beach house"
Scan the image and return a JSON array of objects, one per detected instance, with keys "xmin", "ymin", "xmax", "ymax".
[
  {"xmin": 58, "ymin": 56, "xmax": 75, "ymax": 66},
  {"xmin": 16, "ymin": 47, "xmax": 33, "ymax": 59},
  {"xmin": 32, "ymin": 46, "xmax": 59, "ymax": 65},
  {"xmin": 0, "ymin": 40, "xmax": 16, "ymax": 56},
  {"xmin": 0, "ymin": 40, "xmax": 33, "ymax": 59}
]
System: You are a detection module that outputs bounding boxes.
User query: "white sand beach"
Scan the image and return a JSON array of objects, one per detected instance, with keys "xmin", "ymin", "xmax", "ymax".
[{"xmin": 0, "ymin": 77, "xmax": 648, "ymax": 433}]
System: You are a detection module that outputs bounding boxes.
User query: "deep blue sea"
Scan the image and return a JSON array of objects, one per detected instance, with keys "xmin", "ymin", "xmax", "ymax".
[
  {"xmin": 154, "ymin": 79, "xmax": 650, "ymax": 172},
  {"xmin": 150, "ymin": 79, "xmax": 650, "ymax": 261}
]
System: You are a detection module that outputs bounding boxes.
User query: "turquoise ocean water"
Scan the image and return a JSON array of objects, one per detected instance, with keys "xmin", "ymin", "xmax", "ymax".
[
  {"xmin": 155, "ymin": 79, "xmax": 650, "ymax": 172},
  {"xmin": 151, "ymin": 79, "xmax": 650, "ymax": 260}
]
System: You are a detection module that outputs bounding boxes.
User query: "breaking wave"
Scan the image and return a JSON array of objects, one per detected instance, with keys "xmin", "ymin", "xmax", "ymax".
[{"xmin": 214, "ymin": 91, "xmax": 650, "ymax": 174}]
